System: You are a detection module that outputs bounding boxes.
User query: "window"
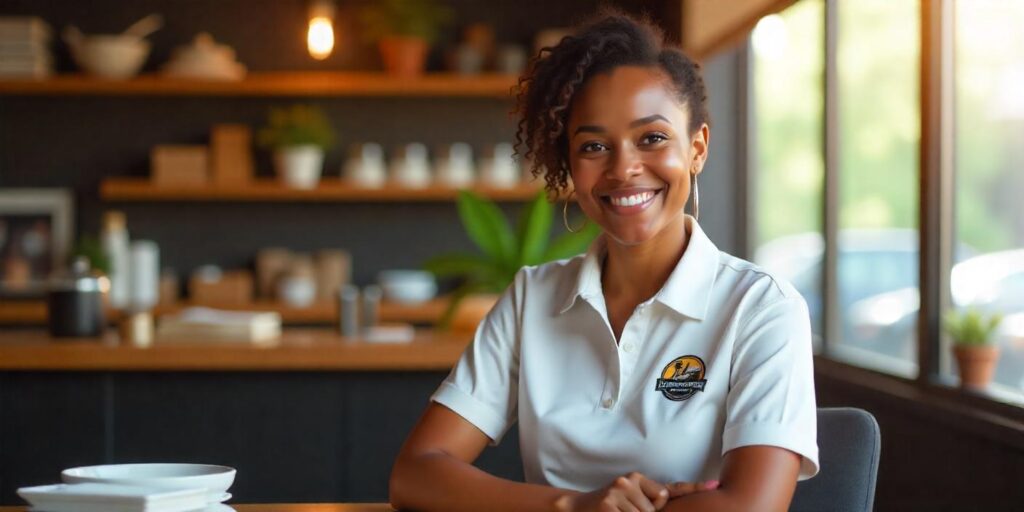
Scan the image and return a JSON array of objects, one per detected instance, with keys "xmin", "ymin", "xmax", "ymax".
[
  {"xmin": 750, "ymin": 0, "xmax": 825, "ymax": 347},
  {"xmin": 751, "ymin": 0, "xmax": 1024, "ymax": 407},
  {"xmin": 948, "ymin": 0, "xmax": 1024, "ymax": 393},
  {"xmin": 831, "ymin": 0, "xmax": 920, "ymax": 376}
]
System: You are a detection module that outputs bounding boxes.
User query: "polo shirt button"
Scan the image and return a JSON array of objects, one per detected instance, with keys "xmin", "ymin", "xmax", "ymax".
[
  {"xmin": 602, "ymin": 397, "xmax": 615, "ymax": 409},
  {"xmin": 622, "ymin": 342, "xmax": 636, "ymax": 353}
]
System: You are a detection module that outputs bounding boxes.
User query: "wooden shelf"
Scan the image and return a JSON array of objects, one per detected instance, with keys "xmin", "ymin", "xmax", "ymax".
[
  {"xmin": 100, "ymin": 178, "xmax": 543, "ymax": 202},
  {"xmin": 0, "ymin": 296, "xmax": 481, "ymax": 326},
  {"xmin": 0, "ymin": 72, "xmax": 519, "ymax": 98},
  {"xmin": 150, "ymin": 298, "xmax": 453, "ymax": 324}
]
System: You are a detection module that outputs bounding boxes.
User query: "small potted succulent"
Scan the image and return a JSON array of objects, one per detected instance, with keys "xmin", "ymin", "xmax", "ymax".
[
  {"xmin": 258, "ymin": 105, "xmax": 335, "ymax": 189},
  {"xmin": 359, "ymin": 0, "xmax": 453, "ymax": 77},
  {"xmin": 944, "ymin": 308, "xmax": 1004, "ymax": 389}
]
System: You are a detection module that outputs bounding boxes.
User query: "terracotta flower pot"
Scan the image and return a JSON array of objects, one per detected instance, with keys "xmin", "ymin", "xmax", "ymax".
[
  {"xmin": 953, "ymin": 344, "xmax": 1000, "ymax": 388},
  {"xmin": 378, "ymin": 36, "xmax": 428, "ymax": 77}
]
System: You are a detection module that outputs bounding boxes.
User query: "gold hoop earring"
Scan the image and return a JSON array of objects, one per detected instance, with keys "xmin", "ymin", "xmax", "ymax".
[
  {"xmin": 562, "ymin": 195, "xmax": 586, "ymax": 233},
  {"xmin": 690, "ymin": 171, "xmax": 700, "ymax": 221}
]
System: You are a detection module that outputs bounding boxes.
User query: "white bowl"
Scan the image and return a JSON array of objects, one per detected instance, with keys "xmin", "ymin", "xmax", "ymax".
[
  {"xmin": 278, "ymin": 275, "xmax": 316, "ymax": 307},
  {"xmin": 62, "ymin": 463, "xmax": 235, "ymax": 502},
  {"xmin": 70, "ymin": 35, "xmax": 150, "ymax": 79},
  {"xmin": 378, "ymin": 270, "xmax": 437, "ymax": 304}
]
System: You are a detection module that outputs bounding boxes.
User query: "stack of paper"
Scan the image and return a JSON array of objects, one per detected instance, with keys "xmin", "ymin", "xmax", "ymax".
[
  {"xmin": 157, "ymin": 307, "xmax": 282, "ymax": 343},
  {"xmin": 18, "ymin": 483, "xmax": 207, "ymax": 512},
  {"xmin": 0, "ymin": 17, "xmax": 53, "ymax": 78}
]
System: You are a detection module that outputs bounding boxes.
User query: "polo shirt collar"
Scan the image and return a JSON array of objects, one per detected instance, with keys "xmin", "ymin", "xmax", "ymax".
[{"xmin": 557, "ymin": 216, "xmax": 720, "ymax": 321}]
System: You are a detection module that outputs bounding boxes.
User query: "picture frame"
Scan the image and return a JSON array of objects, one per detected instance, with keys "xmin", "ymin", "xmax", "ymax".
[{"xmin": 0, "ymin": 188, "xmax": 74, "ymax": 298}]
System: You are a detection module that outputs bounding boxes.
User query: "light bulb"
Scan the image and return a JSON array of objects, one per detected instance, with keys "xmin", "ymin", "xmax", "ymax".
[
  {"xmin": 308, "ymin": 17, "xmax": 334, "ymax": 59},
  {"xmin": 307, "ymin": 0, "xmax": 336, "ymax": 60}
]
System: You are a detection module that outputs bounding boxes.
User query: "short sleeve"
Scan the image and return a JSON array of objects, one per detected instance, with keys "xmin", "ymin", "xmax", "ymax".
[
  {"xmin": 430, "ymin": 271, "xmax": 523, "ymax": 445},
  {"xmin": 723, "ymin": 296, "xmax": 819, "ymax": 480}
]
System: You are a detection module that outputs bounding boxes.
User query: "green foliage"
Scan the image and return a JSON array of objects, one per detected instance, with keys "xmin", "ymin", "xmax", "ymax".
[
  {"xmin": 754, "ymin": 0, "xmax": 1021, "ymax": 253},
  {"xmin": 943, "ymin": 309, "xmax": 1003, "ymax": 346},
  {"xmin": 424, "ymin": 190, "xmax": 600, "ymax": 326},
  {"xmin": 70, "ymin": 234, "xmax": 110, "ymax": 275},
  {"xmin": 359, "ymin": 0, "xmax": 453, "ymax": 43},
  {"xmin": 258, "ymin": 105, "xmax": 335, "ymax": 150}
]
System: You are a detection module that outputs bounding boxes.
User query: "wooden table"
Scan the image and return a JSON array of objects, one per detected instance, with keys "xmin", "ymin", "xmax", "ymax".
[{"xmin": 0, "ymin": 505, "xmax": 394, "ymax": 511}]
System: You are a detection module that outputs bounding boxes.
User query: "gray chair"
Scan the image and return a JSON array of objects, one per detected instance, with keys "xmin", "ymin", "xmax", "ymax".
[{"xmin": 790, "ymin": 407, "xmax": 881, "ymax": 512}]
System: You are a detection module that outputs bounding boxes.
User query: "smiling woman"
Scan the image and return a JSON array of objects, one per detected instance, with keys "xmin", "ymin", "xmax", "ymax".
[{"xmin": 389, "ymin": 11, "xmax": 818, "ymax": 512}]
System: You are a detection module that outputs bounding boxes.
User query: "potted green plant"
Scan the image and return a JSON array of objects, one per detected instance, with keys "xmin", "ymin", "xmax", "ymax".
[
  {"xmin": 258, "ymin": 105, "xmax": 335, "ymax": 189},
  {"xmin": 944, "ymin": 308, "xmax": 1004, "ymax": 388},
  {"xmin": 425, "ymin": 190, "xmax": 599, "ymax": 330},
  {"xmin": 359, "ymin": 0, "xmax": 453, "ymax": 77}
]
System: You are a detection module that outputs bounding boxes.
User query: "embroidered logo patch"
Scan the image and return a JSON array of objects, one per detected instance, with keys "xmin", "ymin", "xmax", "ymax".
[{"xmin": 655, "ymin": 355, "xmax": 708, "ymax": 401}]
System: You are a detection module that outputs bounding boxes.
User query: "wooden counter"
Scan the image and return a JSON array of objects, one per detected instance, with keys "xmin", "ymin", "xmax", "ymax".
[
  {"xmin": 0, "ymin": 329, "xmax": 471, "ymax": 371},
  {"xmin": 0, "ymin": 505, "xmax": 393, "ymax": 512}
]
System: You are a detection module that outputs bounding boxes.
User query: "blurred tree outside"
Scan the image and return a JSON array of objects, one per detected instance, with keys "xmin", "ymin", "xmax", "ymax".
[
  {"xmin": 753, "ymin": 0, "xmax": 1024, "ymax": 253},
  {"xmin": 955, "ymin": 0, "xmax": 1024, "ymax": 252}
]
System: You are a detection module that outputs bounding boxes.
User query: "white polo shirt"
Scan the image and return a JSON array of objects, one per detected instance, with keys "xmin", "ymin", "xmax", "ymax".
[{"xmin": 431, "ymin": 216, "xmax": 819, "ymax": 491}]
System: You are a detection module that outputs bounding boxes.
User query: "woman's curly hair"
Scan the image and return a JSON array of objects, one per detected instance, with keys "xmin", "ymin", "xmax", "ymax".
[{"xmin": 513, "ymin": 11, "xmax": 709, "ymax": 197}]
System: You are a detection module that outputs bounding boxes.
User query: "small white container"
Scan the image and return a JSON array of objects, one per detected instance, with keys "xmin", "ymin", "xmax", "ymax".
[
  {"xmin": 378, "ymin": 270, "xmax": 437, "ymax": 304},
  {"xmin": 128, "ymin": 240, "xmax": 159, "ymax": 312},
  {"xmin": 480, "ymin": 142, "xmax": 520, "ymax": 188},
  {"xmin": 390, "ymin": 143, "xmax": 432, "ymax": 188},
  {"xmin": 275, "ymin": 144, "xmax": 324, "ymax": 189},
  {"xmin": 435, "ymin": 142, "xmax": 475, "ymax": 187},
  {"xmin": 278, "ymin": 275, "xmax": 316, "ymax": 307},
  {"xmin": 342, "ymin": 142, "xmax": 387, "ymax": 188}
]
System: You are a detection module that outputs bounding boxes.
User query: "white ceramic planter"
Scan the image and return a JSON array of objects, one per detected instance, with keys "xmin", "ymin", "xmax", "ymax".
[{"xmin": 275, "ymin": 145, "xmax": 324, "ymax": 189}]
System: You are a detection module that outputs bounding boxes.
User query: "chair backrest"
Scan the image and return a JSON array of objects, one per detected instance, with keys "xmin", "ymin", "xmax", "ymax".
[{"xmin": 790, "ymin": 407, "xmax": 881, "ymax": 512}]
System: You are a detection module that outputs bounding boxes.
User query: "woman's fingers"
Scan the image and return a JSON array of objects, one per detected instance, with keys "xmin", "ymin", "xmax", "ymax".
[
  {"xmin": 614, "ymin": 475, "xmax": 656, "ymax": 512},
  {"xmin": 634, "ymin": 474, "xmax": 670, "ymax": 509},
  {"xmin": 667, "ymin": 480, "xmax": 720, "ymax": 498}
]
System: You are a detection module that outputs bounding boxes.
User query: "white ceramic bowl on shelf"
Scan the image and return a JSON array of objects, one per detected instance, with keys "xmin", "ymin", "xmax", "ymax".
[
  {"xmin": 61, "ymin": 463, "xmax": 235, "ymax": 503},
  {"xmin": 68, "ymin": 35, "xmax": 150, "ymax": 79},
  {"xmin": 378, "ymin": 270, "xmax": 437, "ymax": 304}
]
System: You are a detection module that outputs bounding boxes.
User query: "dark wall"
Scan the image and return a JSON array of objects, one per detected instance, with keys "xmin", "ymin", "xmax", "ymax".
[
  {"xmin": 0, "ymin": 1, "xmax": 746, "ymax": 288},
  {"xmin": 815, "ymin": 367, "xmax": 1024, "ymax": 512}
]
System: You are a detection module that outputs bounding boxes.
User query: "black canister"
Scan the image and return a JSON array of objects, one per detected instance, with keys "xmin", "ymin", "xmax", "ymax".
[{"xmin": 47, "ymin": 256, "xmax": 106, "ymax": 338}]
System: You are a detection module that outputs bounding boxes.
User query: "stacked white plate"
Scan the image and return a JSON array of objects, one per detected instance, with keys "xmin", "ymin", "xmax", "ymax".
[{"xmin": 19, "ymin": 463, "xmax": 236, "ymax": 512}]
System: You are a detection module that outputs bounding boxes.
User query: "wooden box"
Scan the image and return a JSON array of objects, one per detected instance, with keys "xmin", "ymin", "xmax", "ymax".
[
  {"xmin": 151, "ymin": 145, "xmax": 208, "ymax": 187},
  {"xmin": 210, "ymin": 124, "xmax": 254, "ymax": 185},
  {"xmin": 189, "ymin": 270, "xmax": 254, "ymax": 305},
  {"xmin": 315, "ymin": 249, "xmax": 351, "ymax": 301}
]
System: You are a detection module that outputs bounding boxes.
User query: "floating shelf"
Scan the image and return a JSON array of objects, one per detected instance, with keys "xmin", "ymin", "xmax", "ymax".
[
  {"xmin": 0, "ymin": 72, "xmax": 519, "ymax": 98},
  {"xmin": 100, "ymin": 178, "xmax": 544, "ymax": 202}
]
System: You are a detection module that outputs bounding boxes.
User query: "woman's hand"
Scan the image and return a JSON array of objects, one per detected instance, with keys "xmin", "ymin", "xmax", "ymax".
[
  {"xmin": 554, "ymin": 472, "xmax": 667, "ymax": 512},
  {"xmin": 554, "ymin": 472, "xmax": 718, "ymax": 512}
]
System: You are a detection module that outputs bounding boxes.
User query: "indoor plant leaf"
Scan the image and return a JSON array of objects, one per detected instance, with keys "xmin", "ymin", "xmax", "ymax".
[
  {"xmin": 516, "ymin": 191, "xmax": 553, "ymax": 267},
  {"xmin": 542, "ymin": 221, "xmax": 601, "ymax": 262},
  {"xmin": 423, "ymin": 253, "xmax": 499, "ymax": 280},
  {"xmin": 456, "ymin": 190, "xmax": 516, "ymax": 267}
]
